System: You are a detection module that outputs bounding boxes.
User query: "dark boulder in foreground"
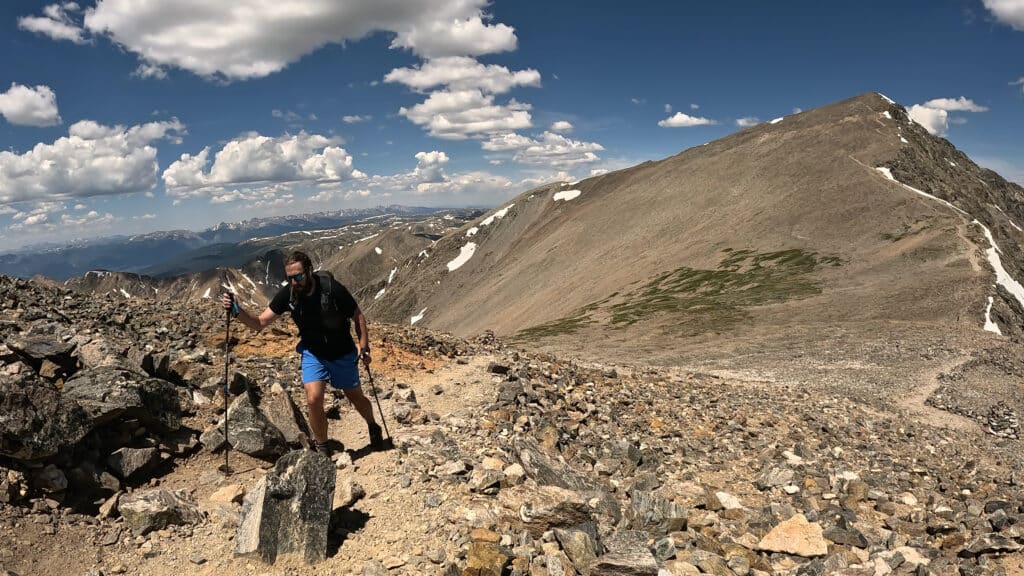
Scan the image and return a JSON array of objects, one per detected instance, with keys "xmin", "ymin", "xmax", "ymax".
[
  {"xmin": 62, "ymin": 366, "xmax": 182, "ymax": 433},
  {"xmin": 235, "ymin": 450, "xmax": 335, "ymax": 565},
  {"xmin": 0, "ymin": 381, "xmax": 91, "ymax": 460}
]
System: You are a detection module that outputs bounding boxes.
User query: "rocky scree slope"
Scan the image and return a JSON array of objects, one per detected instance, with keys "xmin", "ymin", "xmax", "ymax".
[{"xmin": 1, "ymin": 273, "xmax": 1024, "ymax": 575}]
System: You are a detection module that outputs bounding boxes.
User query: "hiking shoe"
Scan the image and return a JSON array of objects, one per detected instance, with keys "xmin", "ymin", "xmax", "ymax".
[
  {"xmin": 315, "ymin": 440, "xmax": 335, "ymax": 457},
  {"xmin": 368, "ymin": 423, "xmax": 385, "ymax": 449}
]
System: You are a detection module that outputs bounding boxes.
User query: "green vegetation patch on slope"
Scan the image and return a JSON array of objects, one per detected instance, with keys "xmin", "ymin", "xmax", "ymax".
[{"xmin": 514, "ymin": 248, "xmax": 842, "ymax": 341}]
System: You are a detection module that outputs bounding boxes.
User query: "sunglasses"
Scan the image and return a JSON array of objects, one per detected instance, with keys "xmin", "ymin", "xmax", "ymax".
[{"xmin": 288, "ymin": 272, "xmax": 305, "ymax": 283}]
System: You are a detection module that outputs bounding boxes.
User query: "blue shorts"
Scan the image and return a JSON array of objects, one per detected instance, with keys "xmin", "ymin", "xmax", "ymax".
[{"xmin": 299, "ymin": 348, "xmax": 361, "ymax": 389}]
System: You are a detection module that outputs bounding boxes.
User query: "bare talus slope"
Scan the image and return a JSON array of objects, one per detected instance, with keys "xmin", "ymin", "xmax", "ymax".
[{"xmin": 369, "ymin": 93, "xmax": 1024, "ymax": 366}]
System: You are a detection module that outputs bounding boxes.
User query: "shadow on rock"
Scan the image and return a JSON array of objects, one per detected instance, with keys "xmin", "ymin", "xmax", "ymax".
[{"xmin": 327, "ymin": 507, "xmax": 370, "ymax": 557}]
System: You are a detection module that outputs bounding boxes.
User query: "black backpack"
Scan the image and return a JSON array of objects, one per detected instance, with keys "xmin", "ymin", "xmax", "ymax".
[
  {"xmin": 289, "ymin": 271, "xmax": 350, "ymax": 356},
  {"xmin": 315, "ymin": 270, "xmax": 339, "ymax": 313}
]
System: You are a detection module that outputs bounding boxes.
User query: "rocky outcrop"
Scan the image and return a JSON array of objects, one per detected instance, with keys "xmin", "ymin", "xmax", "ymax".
[
  {"xmin": 0, "ymin": 381, "xmax": 91, "ymax": 460},
  {"xmin": 0, "ymin": 276, "xmax": 197, "ymax": 506},
  {"xmin": 200, "ymin": 390, "xmax": 288, "ymax": 460},
  {"xmin": 62, "ymin": 367, "xmax": 182, "ymax": 432},
  {"xmin": 118, "ymin": 489, "xmax": 204, "ymax": 535},
  {"xmin": 4, "ymin": 334, "xmax": 76, "ymax": 379},
  {"xmin": 234, "ymin": 450, "xmax": 335, "ymax": 564}
]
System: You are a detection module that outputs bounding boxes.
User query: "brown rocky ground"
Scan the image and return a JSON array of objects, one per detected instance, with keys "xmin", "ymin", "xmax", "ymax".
[
  {"xmin": 1, "ymin": 322, "xmax": 489, "ymax": 576},
  {"xmin": 4, "ymin": 313, "xmax": 1024, "ymax": 576}
]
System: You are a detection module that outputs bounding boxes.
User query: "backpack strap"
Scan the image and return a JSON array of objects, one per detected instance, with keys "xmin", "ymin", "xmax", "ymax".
[{"xmin": 315, "ymin": 271, "xmax": 336, "ymax": 312}]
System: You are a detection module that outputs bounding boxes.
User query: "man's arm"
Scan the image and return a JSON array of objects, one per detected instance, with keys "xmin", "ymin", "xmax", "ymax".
[
  {"xmin": 222, "ymin": 293, "xmax": 280, "ymax": 332},
  {"xmin": 353, "ymin": 307, "xmax": 371, "ymax": 364}
]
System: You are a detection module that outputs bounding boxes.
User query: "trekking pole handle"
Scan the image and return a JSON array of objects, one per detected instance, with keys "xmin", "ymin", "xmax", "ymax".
[{"xmin": 223, "ymin": 292, "xmax": 240, "ymax": 317}]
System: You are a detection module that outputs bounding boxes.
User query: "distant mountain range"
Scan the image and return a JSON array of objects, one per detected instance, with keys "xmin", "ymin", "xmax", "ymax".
[
  {"xmin": 0, "ymin": 205, "xmax": 440, "ymax": 280},
  {"xmin": 56, "ymin": 208, "xmax": 482, "ymax": 309}
]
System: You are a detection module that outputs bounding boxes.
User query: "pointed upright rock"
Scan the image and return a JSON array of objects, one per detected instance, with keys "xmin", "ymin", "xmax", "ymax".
[{"xmin": 235, "ymin": 449, "xmax": 335, "ymax": 565}]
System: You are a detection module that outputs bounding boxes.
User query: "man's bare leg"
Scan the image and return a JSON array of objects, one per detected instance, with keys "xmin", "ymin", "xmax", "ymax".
[
  {"xmin": 304, "ymin": 380, "xmax": 329, "ymax": 443},
  {"xmin": 342, "ymin": 387, "xmax": 377, "ymax": 424},
  {"xmin": 343, "ymin": 387, "xmax": 384, "ymax": 448}
]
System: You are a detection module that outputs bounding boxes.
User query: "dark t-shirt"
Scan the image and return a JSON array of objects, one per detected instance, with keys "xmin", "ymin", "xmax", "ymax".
[{"xmin": 269, "ymin": 274, "xmax": 358, "ymax": 360}]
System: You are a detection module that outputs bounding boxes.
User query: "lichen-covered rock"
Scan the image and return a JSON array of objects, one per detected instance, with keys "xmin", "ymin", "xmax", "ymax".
[
  {"xmin": 119, "ymin": 489, "xmax": 203, "ymax": 535},
  {"xmin": 62, "ymin": 366, "xmax": 181, "ymax": 432},
  {"xmin": 235, "ymin": 450, "xmax": 335, "ymax": 564},
  {"xmin": 0, "ymin": 381, "xmax": 91, "ymax": 460},
  {"xmin": 200, "ymin": 390, "xmax": 287, "ymax": 460}
]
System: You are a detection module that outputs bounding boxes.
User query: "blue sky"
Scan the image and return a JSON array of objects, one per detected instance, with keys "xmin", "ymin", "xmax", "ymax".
[{"xmin": 0, "ymin": 0, "xmax": 1022, "ymax": 251}]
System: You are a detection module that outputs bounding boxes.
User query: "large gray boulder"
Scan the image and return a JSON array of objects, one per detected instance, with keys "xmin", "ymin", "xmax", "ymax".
[
  {"xmin": 498, "ymin": 481, "xmax": 593, "ymax": 538},
  {"xmin": 107, "ymin": 447, "xmax": 161, "ymax": 480},
  {"xmin": 514, "ymin": 436, "xmax": 620, "ymax": 524},
  {"xmin": 73, "ymin": 334, "xmax": 130, "ymax": 370},
  {"xmin": 119, "ymin": 489, "xmax": 204, "ymax": 535},
  {"xmin": 201, "ymin": 391, "xmax": 288, "ymax": 460},
  {"xmin": 62, "ymin": 366, "xmax": 181, "ymax": 432},
  {"xmin": 262, "ymin": 390, "xmax": 311, "ymax": 447},
  {"xmin": 590, "ymin": 531, "xmax": 659, "ymax": 576},
  {"xmin": 3, "ymin": 330, "xmax": 76, "ymax": 379},
  {"xmin": 0, "ymin": 381, "xmax": 92, "ymax": 460},
  {"xmin": 235, "ymin": 450, "xmax": 335, "ymax": 564},
  {"xmin": 4, "ymin": 334, "xmax": 76, "ymax": 373}
]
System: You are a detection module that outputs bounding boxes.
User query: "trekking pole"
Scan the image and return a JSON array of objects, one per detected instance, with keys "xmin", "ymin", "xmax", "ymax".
[
  {"xmin": 220, "ymin": 302, "xmax": 233, "ymax": 475},
  {"xmin": 364, "ymin": 364, "xmax": 394, "ymax": 450}
]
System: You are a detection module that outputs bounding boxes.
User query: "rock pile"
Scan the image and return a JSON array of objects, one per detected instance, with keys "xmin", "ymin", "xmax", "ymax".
[
  {"xmin": 380, "ymin": 351, "xmax": 1024, "ymax": 576},
  {"xmin": 0, "ymin": 275, "xmax": 247, "ymax": 511}
]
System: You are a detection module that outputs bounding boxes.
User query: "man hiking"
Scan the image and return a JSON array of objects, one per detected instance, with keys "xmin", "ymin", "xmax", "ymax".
[{"xmin": 221, "ymin": 250, "xmax": 384, "ymax": 455}]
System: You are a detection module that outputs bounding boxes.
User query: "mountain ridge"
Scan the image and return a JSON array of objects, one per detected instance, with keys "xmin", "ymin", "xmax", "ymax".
[
  {"xmin": 361, "ymin": 92, "xmax": 1024, "ymax": 366},
  {"xmin": 0, "ymin": 205, "xmax": 444, "ymax": 280}
]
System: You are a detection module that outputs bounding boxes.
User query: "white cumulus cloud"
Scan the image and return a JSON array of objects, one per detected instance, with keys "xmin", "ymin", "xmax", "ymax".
[
  {"xmin": 386, "ymin": 55, "xmax": 542, "ymax": 142},
  {"xmin": 481, "ymin": 133, "xmax": 535, "ymax": 151},
  {"xmin": 983, "ymin": 0, "xmax": 1024, "ymax": 30},
  {"xmin": 0, "ymin": 84, "xmax": 62, "ymax": 127},
  {"xmin": 0, "ymin": 119, "xmax": 183, "ymax": 205},
  {"xmin": 362, "ymin": 152, "xmax": 513, "ymax": 201},
  {"xmin": 413, "ymin": 151, "xmax": 449, "ymax": 183},
  {"xmin": 19, "ymin": 0, "xmax": 516, "ymax": 80},
  {"xmin": 8, "ymin": 203, "xmax": 64, "ymax": 236},
  {"xmin": 483, "ymin": 131, "xmax": 603, "ymax": 168},
  {"xmin": 6, "ymin": 201, "xmax": 118, "ymax": 242},
  {"xmin": 384, "ymin": 56, "xmax": 539, "ymax": 94},
  {"xmin": 18, "ymin": 3, "xmax": 88, "ymax": 44},
  {"xmin": 389, "ymin": 14, "xmax": 516, "ymax": 57},
  {"xmin": 342, "ymin": 114, "xmax": 372, "ymax": 124},
  {"xmin": 399, "ymin": 89, "xmax": 533, "ymax": 140},
  {"xmin": 658, "ymin": 112, "xmax": 717, "ymax": 127},
  {"xmin": 922, "ymin": 97, "xmax": 989, "ymax": 112},
  {"xmin": 61, "ymin": 210, "xmax": 117, "ymax": 228},
  {"xmin": 134, "ymin": 62, "xmax": 167, "ymax": 79},
  {"xmin": 550, "ymin": 120, "xmax": 573, "ymax": 133},
  {"xmin": 414, "ymin": 170, "xmax": 512, "ymax": 197},
  {"xmin": 909, "ymin": 96, "xmax": 988, "ymax": 136},
  {"xmin": 163, "ymin": 132, "xmax": 364, "ymax": 200},
  {"xmin": 736, "ymin": 117, "xmax": 760, "ymax": 127},
  {"xmin": 908, "ymin": 105, "xmax": 949, "ymax": 136}
]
